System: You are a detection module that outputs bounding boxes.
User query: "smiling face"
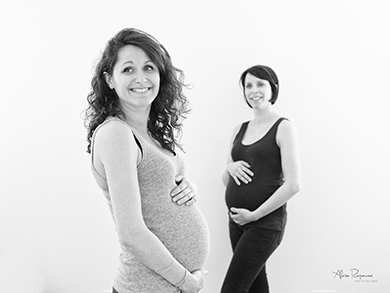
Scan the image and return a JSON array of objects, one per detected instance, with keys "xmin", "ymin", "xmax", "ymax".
[
  {"xmin": 105, "ymin": 45, "xmax": 160, "ymax": 110},
  {"xmin": 244, "ymin": 73, "xmax": 273, "ymax": 109}
]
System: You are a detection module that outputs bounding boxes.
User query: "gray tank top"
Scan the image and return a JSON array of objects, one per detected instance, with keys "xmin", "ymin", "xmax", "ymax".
[{"xmin": 90, "ymin": 117, "xmax": 209, "ymax": 293}]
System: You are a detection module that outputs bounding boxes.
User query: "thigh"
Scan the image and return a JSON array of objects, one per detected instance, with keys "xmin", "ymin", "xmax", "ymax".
[
  {"xmin": 222, "ymin": 225, "xmax": 281, "ymax": 293},
  {"xmin": 229, "ymin": 219, "xmax": 244, "ymax": 251},
  {"xmin": 249, "ymin": 265, "xmax": 269, "ymax": 293}
]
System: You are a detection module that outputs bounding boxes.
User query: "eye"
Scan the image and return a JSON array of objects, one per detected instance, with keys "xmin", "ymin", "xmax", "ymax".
[
  {"xmin": 144, "ymin": 64, "xmax": 155, "ymax": 72},
  {"xmin": 245, "ymin": 83, "xmax": 252, "ymax": 89},
  {"xmin": 123, "ymin": 66, "xmax": 134, "ymax": 73}
]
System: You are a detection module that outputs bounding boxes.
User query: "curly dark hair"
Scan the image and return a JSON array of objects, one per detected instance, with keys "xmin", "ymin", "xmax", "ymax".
[
  {"xmin": 239, "ymin": 65, "xmax": 279, "ymax": 108},
  {"xmin": 83, "ymin": 28, "xmax": 190, "ymax": 154}
]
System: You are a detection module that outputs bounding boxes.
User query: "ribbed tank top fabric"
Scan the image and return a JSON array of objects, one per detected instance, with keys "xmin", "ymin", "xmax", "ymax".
[
  {"xmin": 90, "ymin": 117, "xmax": 209, "ymax": 293},
  {"xmin": 225, "ymin": 117, "xmax": 288, "ymax": 231}
]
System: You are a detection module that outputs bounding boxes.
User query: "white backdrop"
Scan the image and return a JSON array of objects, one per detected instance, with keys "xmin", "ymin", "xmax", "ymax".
[{"xmin": 1, "ymin": 1, "xmax": 389, "ymax": 293}]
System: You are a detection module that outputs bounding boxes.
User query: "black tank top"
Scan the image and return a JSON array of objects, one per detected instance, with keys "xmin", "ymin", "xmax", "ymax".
[{"xmin": 225, "ymin": 118, "xmax": 287, "ymax": 230}]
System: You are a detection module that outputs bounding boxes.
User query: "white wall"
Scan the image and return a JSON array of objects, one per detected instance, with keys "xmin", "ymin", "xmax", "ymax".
[{"xmin": 1, "ymin": 1, "xmax": 389, "ymax": 292}]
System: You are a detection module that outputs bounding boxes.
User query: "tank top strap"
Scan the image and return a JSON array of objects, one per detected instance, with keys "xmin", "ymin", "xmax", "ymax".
[
  {"xmin": 274, "ymin": 117, "xmax": 289, "ymax": 128},
  {"xmin": 233, "ymin": 118, "xmax": 289, "ymax": 144},
  {"xmin": 233, "ymin": 121, "xmax": 250, "ymax": 144},
  {"xmin": 268, "ymin": 117, "xmax": 289, "ymax": 138}
]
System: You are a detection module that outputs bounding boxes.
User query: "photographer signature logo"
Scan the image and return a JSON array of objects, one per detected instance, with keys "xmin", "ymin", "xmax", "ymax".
[{"xmin": 332, "ymin": 268, "xmax": 377, "ymax": 282}]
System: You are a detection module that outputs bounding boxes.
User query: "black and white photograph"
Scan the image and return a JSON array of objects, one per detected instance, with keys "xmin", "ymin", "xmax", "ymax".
[{"xmin": 1, "ymin": 1, "xmax": 389, "ymax": 292}]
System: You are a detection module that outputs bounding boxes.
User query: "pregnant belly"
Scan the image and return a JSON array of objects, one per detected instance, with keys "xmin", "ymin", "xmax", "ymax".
[
  {"xmin": 225, "ymin": 178, "xmax": 276, "ymax": 211},
  {"xmin": 146, "ymin": 204, "xmax": 210, "ymax": 272}
]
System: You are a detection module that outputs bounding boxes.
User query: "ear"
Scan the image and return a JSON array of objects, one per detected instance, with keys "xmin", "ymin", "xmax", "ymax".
[{"xmin": 103, "ymin": 72, "xmax": 114, "ymax": 89}]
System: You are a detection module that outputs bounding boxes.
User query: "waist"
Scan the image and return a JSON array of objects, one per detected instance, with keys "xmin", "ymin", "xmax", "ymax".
[{"xmin": 229, "ymin": 204, "xmax": 287, "ymax": 231}]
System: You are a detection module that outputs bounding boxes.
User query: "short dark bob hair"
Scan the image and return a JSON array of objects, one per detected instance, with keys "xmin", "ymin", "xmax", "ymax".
[{"xmin": 239, "ymin": 65, "xmax": 279, "ymax": 107}]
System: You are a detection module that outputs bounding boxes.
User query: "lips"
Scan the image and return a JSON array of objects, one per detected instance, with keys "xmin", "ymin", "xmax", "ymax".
[
  {"xmin": 130, "ymin": 87, "xmax": 151, "ymax": 93},
  {"xmin": 250, "ymin": 95, "xmax": 262, "ymax": 100}
]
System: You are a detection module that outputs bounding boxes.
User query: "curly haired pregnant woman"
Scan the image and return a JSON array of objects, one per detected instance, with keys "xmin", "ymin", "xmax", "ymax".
[{"xmin": 84, "ymin": 28, "xmax": 209, "ymax": 293}]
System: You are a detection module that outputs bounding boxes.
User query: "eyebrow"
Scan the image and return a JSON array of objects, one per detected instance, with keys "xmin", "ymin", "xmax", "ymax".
[
  {"xmin": 246, "ymin": 80, "xmax": 264, "ymax": 84},
  {"xmin": 121, "ymin": 60, "xmax": 153, "ymax": 66}
]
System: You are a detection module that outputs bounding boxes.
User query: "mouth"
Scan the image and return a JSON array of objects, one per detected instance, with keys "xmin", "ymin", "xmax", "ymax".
[
  {"xmin": 130, "ymin": 87, "xmax": 152, "ymax": 93},
  {"xmin": 250, "ymin": 95, "xmax": 263, "ymax": 101}
]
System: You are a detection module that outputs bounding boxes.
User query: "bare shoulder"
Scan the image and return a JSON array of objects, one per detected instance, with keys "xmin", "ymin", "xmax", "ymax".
[
  {"xmin": 277, "ymin": 119, "xmax": 298, "ymax": 145},
  {"xmin": 94, "ymin": 119, "xmax": 138, "ymax": 154},
  {"xmin": 96, "ymin": 119, "xmax": 130, "ymax": 139},
  {"xmin": 279, "ymin": 118, "xmax": 296, "ymax": 132}
]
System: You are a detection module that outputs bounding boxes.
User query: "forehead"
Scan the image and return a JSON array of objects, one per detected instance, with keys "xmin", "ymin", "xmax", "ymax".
[
  {"xmin": 245, "ymin": 73, "xmax": 269, "ymax": 84},
  {"xmin": 116, "ymin": 45, "xmax": 150, "ymax": 65}
]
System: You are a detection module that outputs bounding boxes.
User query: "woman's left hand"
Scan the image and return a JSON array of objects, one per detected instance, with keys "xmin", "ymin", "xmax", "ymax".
[
  {"xmin": 171, "ymin": 176, "xmax": 197, "ymax": 206},
  {"xmin": 229, "ymin": 207, "xmax": 257, "ymax": 225}
]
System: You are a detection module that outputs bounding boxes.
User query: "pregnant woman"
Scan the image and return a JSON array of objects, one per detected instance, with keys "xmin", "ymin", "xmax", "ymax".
[
  {"xmin": 83, "ymin": 28, "xmax": 209, "ymax": 293},
  {"xmin": 221, "ymin": 65, "xmax": 301, "ymax": 293}
]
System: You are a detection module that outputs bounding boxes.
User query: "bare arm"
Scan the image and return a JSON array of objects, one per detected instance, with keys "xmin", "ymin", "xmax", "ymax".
[{"xmin": 94, "ymin": 121, "xmax": 205, "ymax": 292}]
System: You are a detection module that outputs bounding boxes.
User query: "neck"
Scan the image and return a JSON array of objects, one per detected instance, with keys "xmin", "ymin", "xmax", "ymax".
[
  {"xmin": 252, "ymin": 107, "xmax": 276, "ymax": 124},
  {"xmin": 119, "ymin": 103, "xmax": 167, "ymax": 152},
  {"xmin": 121, "ymin": 103, "xmax": 150, "ymax": 134}
]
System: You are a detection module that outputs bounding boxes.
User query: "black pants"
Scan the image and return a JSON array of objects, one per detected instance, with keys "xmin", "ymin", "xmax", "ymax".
[
  {"xmin": 112, "ymin": 288, "xmax": 119, "ymax": 293},
  {"xmin": 221, "ymin": 220, "xmax": 284, "ymax": 293}
]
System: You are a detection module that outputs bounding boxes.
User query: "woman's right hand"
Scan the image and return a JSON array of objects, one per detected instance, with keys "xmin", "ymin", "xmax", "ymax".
[
  {"xmin": 226, "ymin": 161, "xmax": 254, "ymax": 186},
  {"xmin": 180, "ymin": 269, "xmax": 207, "ymax": 293}
]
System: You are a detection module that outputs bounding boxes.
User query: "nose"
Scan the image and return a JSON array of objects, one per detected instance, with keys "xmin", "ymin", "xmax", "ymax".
[
  {"xmin": 249, "ymin": 88, "xmax": 259, "ymax": 96},
  {"xmin": 134, "ymin": 72, "xmax": 147, "ymax": 84}
]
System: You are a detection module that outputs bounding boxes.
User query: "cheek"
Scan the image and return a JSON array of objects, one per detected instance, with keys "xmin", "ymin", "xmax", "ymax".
[
  {"xmin": 150, "ymin": 71, "xmax": 159, "ymax": 82},
  {"xmin": 267, "ymin": 87, "xmax": 273, "ymax": 97},
  {"xmin": 153, "ymin": 75, "xmax": 161, "ymax": 90}
]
